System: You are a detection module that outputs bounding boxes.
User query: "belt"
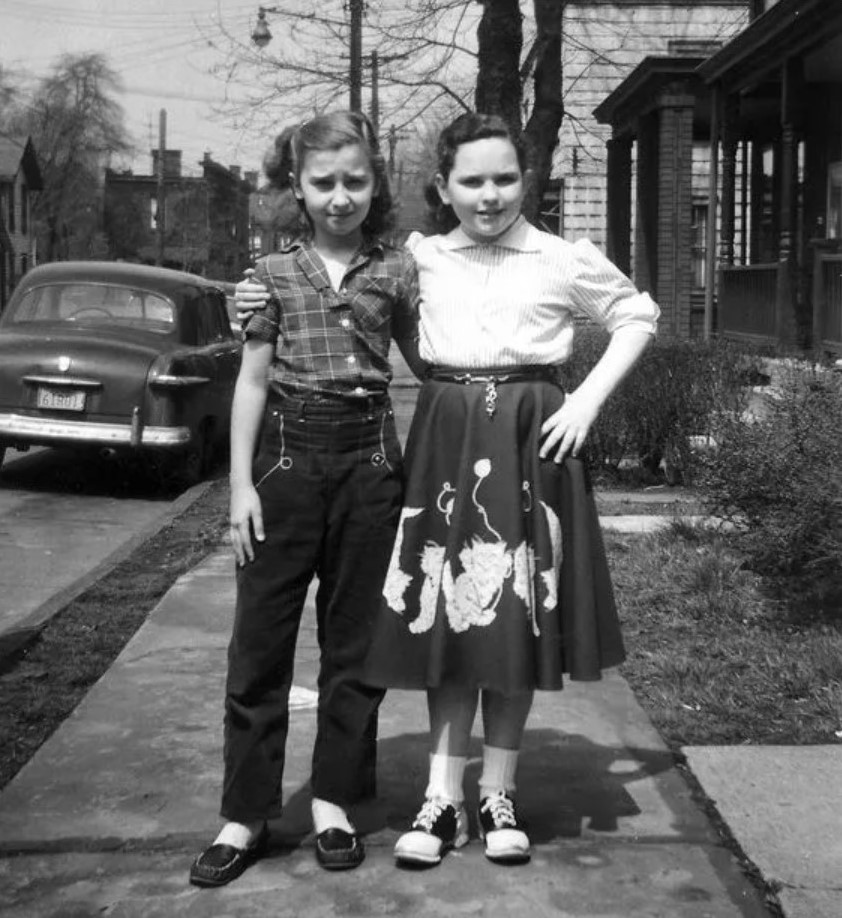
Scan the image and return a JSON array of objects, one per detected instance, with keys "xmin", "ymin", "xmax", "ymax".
[
  {"xmin": 427, "ymin": 365, "xmax": 558, "ymax": 384},
  {"xmin": 426, "ymin": 365, "xmax": 559, "ymax": 418},
  {"xmin": 273, "ymin": 390, "xmax": 388, "ymax": 419}
]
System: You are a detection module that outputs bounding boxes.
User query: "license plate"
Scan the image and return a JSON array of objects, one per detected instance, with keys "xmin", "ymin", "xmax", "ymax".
[{"xmin": 36, "ymin": 387, "xmax": 86, "ymax": 412}]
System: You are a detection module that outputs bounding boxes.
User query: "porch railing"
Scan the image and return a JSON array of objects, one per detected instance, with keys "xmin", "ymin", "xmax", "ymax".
[
  {"xmin": 719, "ymin": 264, "xmax": 778, "ymax": 344},
  {"xmin": 813, "ymin": 252, "xmax": 842, "ymax": 356}
]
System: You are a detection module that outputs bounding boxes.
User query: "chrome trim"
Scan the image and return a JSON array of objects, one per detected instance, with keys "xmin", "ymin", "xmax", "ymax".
[
  {"xmin": 150, "ymin": 375, "xmax": 210, "ymax": 388},
  {"xmin": 130, "ymin": 406, "xmax": 142, "ymax": 448},
  {"xmin": 23, "ymin": 375, "xmax": 102, "ymax": 389},
  {"xmin": 0, "ymin": 413, "xmax": 191, "ymax": 447}
]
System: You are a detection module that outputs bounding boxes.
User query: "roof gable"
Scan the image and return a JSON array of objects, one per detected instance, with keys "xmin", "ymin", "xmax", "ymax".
[{"xmin": 0, "ymin": 136, "xmax": 43, "ymax": 189}]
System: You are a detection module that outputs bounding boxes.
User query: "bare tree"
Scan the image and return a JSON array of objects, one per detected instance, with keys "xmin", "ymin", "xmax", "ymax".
[
  {"xmin": 10, "ymin": 54, "xmax": 132, "ymax": 261},
  {"xmin": 203, "ymin": 0, "xmax": 563, "ymax": 220}
]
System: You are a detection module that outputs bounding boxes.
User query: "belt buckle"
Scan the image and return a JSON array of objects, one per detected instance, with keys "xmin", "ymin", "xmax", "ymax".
[{"xmin": 484, "ymin": 377, "xmax": 498, "ymax": 418}]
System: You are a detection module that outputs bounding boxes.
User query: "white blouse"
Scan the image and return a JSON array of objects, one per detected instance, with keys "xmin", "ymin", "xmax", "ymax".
[{"xmin": 409, "ymin": 216, "xmax": 659, "ymax": 368}]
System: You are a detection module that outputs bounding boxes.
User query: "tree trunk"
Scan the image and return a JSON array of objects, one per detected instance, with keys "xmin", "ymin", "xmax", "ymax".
[
  {"xmin": 475, "ymin": 0, "xmax": 523, "ymax": 132},
  {"xmin": 522, "ymin": 0, "xmax": 564, "ymax": 224}
]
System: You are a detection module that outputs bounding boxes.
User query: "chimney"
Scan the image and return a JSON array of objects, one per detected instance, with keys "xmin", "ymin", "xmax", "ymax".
[
  {"xmin": 151, "ymin": 149, "xmax": 182, "ymax": 179},
  {"xmin": 244, "ymin": 170, "xmax": 258, "ymax": 188},
  {"xmin": 229, "ymin": 165, "xmax": 241, "ymax": 179}
]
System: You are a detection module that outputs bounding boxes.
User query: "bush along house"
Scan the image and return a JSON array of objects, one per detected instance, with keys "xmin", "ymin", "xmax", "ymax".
[
  {"xmin": 594, "ymin": 0, "xmax": 842, "ymax": 357},
  {"xmin": 0, "ymin": 136, "xmax": 43, "ymax": 313}
]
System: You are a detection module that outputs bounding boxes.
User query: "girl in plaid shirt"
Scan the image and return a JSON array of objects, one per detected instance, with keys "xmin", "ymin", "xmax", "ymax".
[{"xmin": 190, "ymin": 111, "xmax": 423, "ymax": 887}]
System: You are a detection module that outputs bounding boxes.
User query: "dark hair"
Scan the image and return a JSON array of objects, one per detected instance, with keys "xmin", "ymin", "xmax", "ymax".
[
  {"xmin": 426, "ymin": 112, "xmax": 531, "ymax": 233},
  {"xmin": 263, "ymin": 110, "xmax": 394, "ymax": 237}
]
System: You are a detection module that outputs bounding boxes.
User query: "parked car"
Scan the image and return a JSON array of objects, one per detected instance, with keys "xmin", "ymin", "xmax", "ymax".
[{"xmin": 0, "ymin": 261, "xmax": 242, "ymax": 484}]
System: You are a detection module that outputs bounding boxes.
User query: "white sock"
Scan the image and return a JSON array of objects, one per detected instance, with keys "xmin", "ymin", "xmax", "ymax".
[
  {"xmin": 213, "ymin": 820, "xmax": 263, "ymax": 849},
  {"xmin": 424, "ymin": 753, "xmax": 467, "ymax": 806},
  {"xmin": 311, "ymin": 797, "xmax": 354, "ymax": 834},
  {"xmin": 478, "ymin": 745, "xmax": 519, "ymax": 799}
]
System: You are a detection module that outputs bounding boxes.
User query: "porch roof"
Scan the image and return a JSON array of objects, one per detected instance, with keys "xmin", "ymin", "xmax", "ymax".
[
  {"xmin": 593, "ymin": 57, "xmax": 708, "ymax": 136},
  {"xmin": 698, "ymin": 0, "xmax": 842, "ymax": 90}
]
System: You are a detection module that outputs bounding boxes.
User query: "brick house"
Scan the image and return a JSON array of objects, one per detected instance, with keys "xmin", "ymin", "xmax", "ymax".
[
  {"xmin": 104, "ymin": 150, "xmax": 254, "ymax": 282},
  {"xmin": 0, "ymin": 136, "xmax": 43, "ymax": 312}
]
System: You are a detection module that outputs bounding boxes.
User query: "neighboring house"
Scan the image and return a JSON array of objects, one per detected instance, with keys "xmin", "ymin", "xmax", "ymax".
[
  {"xmin": 249, "ymin": 185, "xmax": 300, "ymax": 260},
  {"xmin": 104, "ymin": 150, "xmax": 254, "ymax": 282},
  {"xmin": 0, "ymin": 136, "xmax": 43, "ymax": 312},
  {"xmin": 550, "ymin": 0, "xmax": 750, "ymax": 245},
  {"xmin": 594, "ymin": 0, "xmax": 842, "ymax": 351}
]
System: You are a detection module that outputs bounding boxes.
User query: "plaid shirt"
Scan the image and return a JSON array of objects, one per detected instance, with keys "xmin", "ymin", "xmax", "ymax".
[{"xmin": 244, "ymin": 237, "xmax": 419, "ymax": 400}]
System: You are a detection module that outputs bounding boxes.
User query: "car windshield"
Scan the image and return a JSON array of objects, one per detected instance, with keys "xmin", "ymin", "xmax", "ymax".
[{"xmin": 6, "ymin": 283, "xmax": 176, "ymax": 333}]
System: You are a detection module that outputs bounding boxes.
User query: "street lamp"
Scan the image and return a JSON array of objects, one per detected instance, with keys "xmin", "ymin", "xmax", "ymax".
[
  {"xmin": 250, "ymin": 8, "xmax": 272, "ymax": 49},
  {"xmin": 250, "ymin": 2, "xmax": 364, "ymax": 113}
]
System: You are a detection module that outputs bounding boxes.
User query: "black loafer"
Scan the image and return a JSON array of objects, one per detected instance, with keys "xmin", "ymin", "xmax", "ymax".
[
  {"xmin": 189, "ymin": 825, "xmax": 269, "ymax": 888},
  {"xmin": 315, "ymin": 827, "xmax": 365, "ymax": 871}
]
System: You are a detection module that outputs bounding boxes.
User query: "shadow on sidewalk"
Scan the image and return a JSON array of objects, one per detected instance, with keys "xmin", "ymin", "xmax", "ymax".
[{"xmin": 261, "ymin": 728, "xmax": 674, "ymax": 852}]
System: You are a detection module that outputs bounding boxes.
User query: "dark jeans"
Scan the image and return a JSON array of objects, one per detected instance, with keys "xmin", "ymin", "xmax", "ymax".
[{"xmin": 220, "ymin": 395, "xmax": 401, "ymax": 822}]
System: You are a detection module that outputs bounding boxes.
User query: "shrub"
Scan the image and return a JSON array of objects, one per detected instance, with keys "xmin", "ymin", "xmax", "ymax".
[
  {"xmin": 561, "ymin": 328, "xmax": 751, "ymax": 483},
  {"xmin": 697, "ymin": 362, "xmax": 842, "ymax": 581}
]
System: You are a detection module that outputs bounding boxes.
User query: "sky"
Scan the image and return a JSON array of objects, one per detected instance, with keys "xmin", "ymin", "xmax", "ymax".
[{"xmin": 0, "ymin": 0, "xmax": 270, "ymax": 178}]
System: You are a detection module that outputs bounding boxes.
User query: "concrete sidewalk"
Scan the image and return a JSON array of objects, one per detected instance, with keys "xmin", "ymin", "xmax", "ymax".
[{"xmin": 0, "ymin": 546, "xmax": 778, "ymax": 918}]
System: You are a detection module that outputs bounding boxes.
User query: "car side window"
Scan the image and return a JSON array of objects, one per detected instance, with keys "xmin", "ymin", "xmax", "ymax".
[{"xmin": 200, "ymin": 291, "xmax": 231, "ymax": 342}]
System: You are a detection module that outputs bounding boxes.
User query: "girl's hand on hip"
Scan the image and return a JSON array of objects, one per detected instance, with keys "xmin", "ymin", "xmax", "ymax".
[
  {"xmin": 235, "ymin": 269, "xmax": 270, "ymax": 323},
  {"xmin": 539, "ymin": 391, "xmax": 599, "ymax": 463},
  {"xmin": 229, "ymin": 484, "xmax": 265, "ymax": 566}
]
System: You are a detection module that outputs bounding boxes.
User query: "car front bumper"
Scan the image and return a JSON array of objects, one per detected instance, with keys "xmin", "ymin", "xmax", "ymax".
[{"xmin": 0, "ymin": 413, "xmax": 191, "ymax": 448}]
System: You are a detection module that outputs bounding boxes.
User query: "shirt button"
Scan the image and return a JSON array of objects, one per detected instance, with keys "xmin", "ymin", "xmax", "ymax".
[
  {"xmin": 346, "ymin": 355, "xmax": 356, "ymax": 365},
  {"xmin": 340, "ymin": 287, "xmax": 347, "ymax": 296},
  {"xmin": 340, "ymin": 318, "xmax": 351, "ymax": 328}
]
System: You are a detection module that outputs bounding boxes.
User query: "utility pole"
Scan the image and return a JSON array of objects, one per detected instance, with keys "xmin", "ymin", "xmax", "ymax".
[
  {"xmin": 369, "ymin": 49, "xmax": 380, "ymax": 136},
  {"xmin": 348, "ymin": 0, "xmax": 363, "ymax": 113},
  {"xmin": 156, "ymin": 108, "xmax": 166, "ymax": 267}
]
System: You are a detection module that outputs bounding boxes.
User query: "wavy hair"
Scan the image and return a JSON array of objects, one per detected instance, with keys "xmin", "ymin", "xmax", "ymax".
[
  {"xmin": 263, "ymin": 111, "xmax": 394, "ymax": 237},
  {"xmin": 426, "ymin": 112, "xmax": 531, "ymax": 233}
]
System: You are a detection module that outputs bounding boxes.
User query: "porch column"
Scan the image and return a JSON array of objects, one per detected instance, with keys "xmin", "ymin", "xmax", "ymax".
[
  {"xmin": 777, "ymin": 57, "xmax": 803, "ymax": 345},
  {"xmin": 634, "ymin": 112, "xmax": 659, "ymax": 298},
  {"xmin": 656, "ymin": 85, "xmax": 695, "ymax": 338},
  {"xmin": 749, "ymin": 140, "xmax": 765, "ymax": 264},
  {"xmin": 719, "ymin": 96, "xmax": 739, "ymax": 268},
  {"xmin": 704, "ymin": 84, "xmax": 720, "ymax": 341},
  {"xmin": 605, "ymin": 135, "xmax": 632, "ymax": 275}
]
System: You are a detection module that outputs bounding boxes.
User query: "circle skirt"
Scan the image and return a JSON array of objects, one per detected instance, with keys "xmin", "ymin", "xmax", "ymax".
[{"xmin": 363, "ymin": 376, "xmax": 625, "ymax": 694}]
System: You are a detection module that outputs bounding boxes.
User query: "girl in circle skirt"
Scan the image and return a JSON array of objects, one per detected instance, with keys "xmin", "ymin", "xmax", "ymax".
[{"xmin": 363, "ymin": 111, "xmax": 660, "ymax": 867}]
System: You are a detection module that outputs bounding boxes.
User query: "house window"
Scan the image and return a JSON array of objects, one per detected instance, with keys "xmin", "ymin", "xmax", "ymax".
[
  {"xmin": 538, "ymin": 179, "xmax": 563, "ymax": 236},
  {"xmin": 691, "ymin": 202, "xmax": 708, "ymax": 289},
  {"xmin": 8, "ymin": 183, "xmax": 15, "ymax": 234},
  {"xmin": 20, "ymin": 183, "xmax": 27, "ymax": 234}
]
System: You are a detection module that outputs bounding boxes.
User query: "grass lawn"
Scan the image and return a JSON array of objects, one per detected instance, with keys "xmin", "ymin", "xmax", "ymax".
[
  {"xmin": 610, "ymin": 521, "xmax": 842, "ymax": 748},
  {"xmin": 0, "ymin": 476, "xmax": 840, "ymax": 795}
]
